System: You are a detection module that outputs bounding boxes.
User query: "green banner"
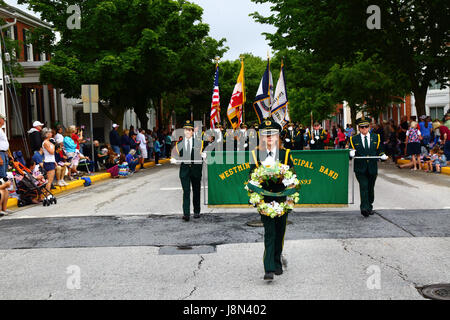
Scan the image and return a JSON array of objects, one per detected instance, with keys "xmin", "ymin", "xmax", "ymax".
[{"xmin": 207, "ymin": 150, "xmax": 349, "ymax": 206}]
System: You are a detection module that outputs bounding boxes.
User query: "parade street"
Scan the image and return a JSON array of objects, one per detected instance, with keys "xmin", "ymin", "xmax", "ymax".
[{"xmin": 0, "ymin": 162, "xmax": 449, "ymax": 300}]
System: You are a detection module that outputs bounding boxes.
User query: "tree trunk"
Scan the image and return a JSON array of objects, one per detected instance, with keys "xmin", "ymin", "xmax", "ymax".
[
  {"xmin": 350, "ymin": 105, "xmax": 357, "ymax": 129},
  {"xmin": 99, "ymin": 101, "xmax": 125, "ymax": 135},
  {"xmin": 135, "ymin": 109, "xmax": 149, "ymax": 130},
  {"xmin": 413, "ymin": 86, "xmax": 427, "ymax": 118}
]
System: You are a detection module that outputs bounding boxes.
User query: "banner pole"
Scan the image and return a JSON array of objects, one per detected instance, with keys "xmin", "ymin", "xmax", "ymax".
[
  {"xmin": 351, "ymin": 157, "xmax": 355, "ymax": 204},
  {"xmin": 203, "ymin": 159, "xmax": 207, "ymax": 205}
]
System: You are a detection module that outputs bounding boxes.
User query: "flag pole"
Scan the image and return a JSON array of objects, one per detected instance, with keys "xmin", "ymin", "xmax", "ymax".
[{"xmin": 240, "ymin": 55, "xmax": 245, "ymax": 124}]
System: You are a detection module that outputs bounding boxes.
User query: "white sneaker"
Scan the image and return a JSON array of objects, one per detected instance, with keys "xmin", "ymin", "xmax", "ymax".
[
  {"xmin": 58, "ymin": 180, "xmax": 65, "ymax": 187},
  {"xmin": 63, "ymin": 180, "xmax": 69, "ymax": 186}
]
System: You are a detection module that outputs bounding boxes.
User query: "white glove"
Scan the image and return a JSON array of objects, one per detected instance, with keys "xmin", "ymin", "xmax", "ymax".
[
  {"xmin": 310, "ymin": 140, "xmax": 315, "ymax": 145},
  {"xmin": 380, "ymin": 154, "xmax": 388, "ymax": 161},
  {"xmin": 349, "ymin": 149, "xmax": 356, "ymax": 158},
  {"xmin": 170, "ymin": 158, "xmax": 177, "ymax": 164},
  {"xmin": 201, "ymin": 152, "xmax": 207, "ymax": 159},
  {"xmin": 315, "ymin": 136, "xmax": 319, "ymax": 140},
  {"xmin": 244, "ymin": 143, "xmax": 248, "ymax": 148},
  {"xmin": 285, "ymin": 138, "xmax": 291, "ymax": 142}
]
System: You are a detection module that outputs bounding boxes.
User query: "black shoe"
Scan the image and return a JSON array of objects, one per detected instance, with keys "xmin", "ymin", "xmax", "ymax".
[
  {"xmin": 194, "ymin": 213, "xmax": 200, "ymax": 219},
  {"xmin": 361, "ymin": 210, "xmax": 370, "ymax": 217},
  {"xmin": 369, "ymin": 210, "xmax": 378, "ymax": 215},
  {"xmin": 182, "ymin": 216, "xmax": 190, "ymax": 222},
  {"xmin": 274, "ymin": 269, "xmax": 283, "ymax": 276},
  {"xmin": 264, "ymin": 272, "xmax": 274, "ymax": 281}
]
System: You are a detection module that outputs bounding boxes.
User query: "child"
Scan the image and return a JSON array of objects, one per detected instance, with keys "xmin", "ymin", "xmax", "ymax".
[
  {"xmin": 425, "ymin": 146, "xmax": 439, "ymax": 172},
  {"xmin": 154, "ymin": 137, "xmax": 161, "ymax": 166},
  {"xmin": 27, "ymin": 158, "xmax": 46, "ymax": 186},
  {"xmin": 433, "ymin": 149, "xmax": 447, "ymax": 173},
  {"xmin": 118, "ymin": 153, "xmax": 129, "ymax": 178}
]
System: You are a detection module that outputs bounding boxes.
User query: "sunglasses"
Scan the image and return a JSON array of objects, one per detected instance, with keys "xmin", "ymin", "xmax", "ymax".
[{"xmin": 359, "ymin": 125, "xmax": 369, "ymax": 128}]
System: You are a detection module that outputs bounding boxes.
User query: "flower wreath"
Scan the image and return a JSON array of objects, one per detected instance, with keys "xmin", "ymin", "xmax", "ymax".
[{"xmin": 245, "ymin": 161, "xmax": 300, "ymax": 218}]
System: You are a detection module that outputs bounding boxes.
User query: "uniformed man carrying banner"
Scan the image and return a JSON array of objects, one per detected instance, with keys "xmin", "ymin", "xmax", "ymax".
[{"xmin": 349, "ymin": 118, "xmax": 388, "ymax": 217}]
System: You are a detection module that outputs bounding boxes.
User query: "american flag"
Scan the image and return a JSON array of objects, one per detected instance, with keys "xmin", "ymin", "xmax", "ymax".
[{"xmin": 210, "ymin": 66, "xmax": 221, "ymax": 129}]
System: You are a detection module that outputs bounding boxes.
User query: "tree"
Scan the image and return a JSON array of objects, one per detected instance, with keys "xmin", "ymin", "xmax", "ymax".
[
  {"xmin": 19, "ymin": 0, "xmax": 227, "ymax": 129},
  {"xmin": 324, "ymin": 54, "xmax": 408, "ymax": 126},
  {"xmin": 251, "ymin": 0, "xmax": 449, "ymax": 117}
]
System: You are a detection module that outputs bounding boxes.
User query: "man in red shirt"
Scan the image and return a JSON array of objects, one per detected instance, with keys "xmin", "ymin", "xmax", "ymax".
[{"xmin": 439, "ymin": 121, "xmax": 450, "ymax": 160}]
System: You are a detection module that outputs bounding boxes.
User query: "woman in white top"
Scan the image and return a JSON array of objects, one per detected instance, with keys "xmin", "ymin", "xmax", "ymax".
[
  {"xmin": 42, "ymin": 128, "xmax": 56, "ymax": 193},
  {"xmin": 55, "ymin": 125, "xmax": 65, "ymax": 146}
]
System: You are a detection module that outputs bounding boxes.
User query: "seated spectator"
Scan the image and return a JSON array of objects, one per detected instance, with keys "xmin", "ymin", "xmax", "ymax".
[
  {"xmin": 55, "ymin": 144, "xmax": 70, "ymax": 186},
  {"xmin": 0, "ymin": 176, "xmax": 11, "ymax": 215},
  {"xmin": 26, "ymin": 158, "xmax": 46, "ymax": 186},
  {"xmin": 433, "ymin": 148, "xmax": 447, "ymax": 173},
  {"xmin": 118, "ymin": 154, "xmax": 129, "ymax": 178},
  {"xmin": 125, "ymin": 149, "xmax": 139, "ymax": 173},
  {"xmin": 32, "ymin": 147, "xmax": 45, "ymax": 173},
  {"xmin": 105, "ymin": 146, "xmax": 120, "ymax": 178}
]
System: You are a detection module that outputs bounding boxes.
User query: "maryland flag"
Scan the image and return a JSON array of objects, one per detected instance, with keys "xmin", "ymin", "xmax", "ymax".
[{"xmin": 227, "ymin": 60, "xmax": 245, "ymax": 129}]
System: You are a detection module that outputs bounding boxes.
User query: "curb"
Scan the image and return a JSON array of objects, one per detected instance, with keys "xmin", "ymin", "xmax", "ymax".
[
  {"xmin": 396, "ymin": 159, "xmax": 450, "ymax": 175},
  {"xmin": 7, "ymin": 158, "xmax": 171, "ymax": 209}
]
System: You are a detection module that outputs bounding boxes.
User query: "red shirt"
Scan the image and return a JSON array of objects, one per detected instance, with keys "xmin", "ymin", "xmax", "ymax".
[
  {"xmin": 440, "ymin": 125, "xmax": 450, "ymax": 142},
  {"xmin": 71, "ymin": 133, "xmax": 80, "ymax": 150}
]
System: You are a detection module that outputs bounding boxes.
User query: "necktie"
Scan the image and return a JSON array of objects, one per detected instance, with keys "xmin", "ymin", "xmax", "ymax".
[
  {"xmin": 268, "ymin": 151, "xmax": 273, "ymax": 158},
  {"xmin": 187, "ymin": 139, "xmax": 192, "ymax": 158},
  {"xmin": 364, "ymin": 136, "xmax": 369, "ymax": 150}
]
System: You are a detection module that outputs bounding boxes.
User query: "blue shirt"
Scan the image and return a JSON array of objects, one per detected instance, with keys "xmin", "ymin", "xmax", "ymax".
[
  {"xmin": 63, "ymin": 136, "xmax": 77, "ymax": 153},
  {"xmin": 419, "ymin": 121, "xmax": 432, "ymax": 137},
  {"xmin": 32, "ymin": 151, "xmax": 43, "ymax": 164}
]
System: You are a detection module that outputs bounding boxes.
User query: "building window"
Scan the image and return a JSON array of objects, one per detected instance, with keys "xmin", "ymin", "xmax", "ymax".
[
  {"xmin": 430, "ymin": 106, "xmax": 444, "ymax": 121},
  {"xmin": 22, "ymin": 29, "xmax": 33, "ymax": 62}
]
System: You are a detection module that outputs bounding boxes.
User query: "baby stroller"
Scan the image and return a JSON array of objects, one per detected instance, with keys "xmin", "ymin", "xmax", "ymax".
[{"xmin": 9, "ymin": 154, "xmax": 57, "ymax": 207}]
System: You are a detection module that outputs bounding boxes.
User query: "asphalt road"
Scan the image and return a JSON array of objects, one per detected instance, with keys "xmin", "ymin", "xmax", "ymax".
[{"xmin": 0, "ymin": 161, "xmax": 449, "ymax": 300}]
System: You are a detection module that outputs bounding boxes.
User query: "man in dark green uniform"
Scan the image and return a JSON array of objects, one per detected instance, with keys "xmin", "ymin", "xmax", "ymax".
[
  {"xmin": 349, "ymin": 118, "xmax": 388, "ymax": 217},
  {"xmin": 171, "ymin": 120, "xmax": 205, "ymax": 221},
  {"xmin": 249, "ymin": 117, "xmax": 295, "ymax": 281},
  {"xmin": 281, "ymin": 122, "xmax": 296, "ymax": 150},
  {"xmin": 308, "ymin": 122, "xmax": 327, "ymax": 150}
]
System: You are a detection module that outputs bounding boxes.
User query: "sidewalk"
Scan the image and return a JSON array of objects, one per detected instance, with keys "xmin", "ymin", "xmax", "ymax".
[{"xmin": 6, "ymin": 158, "xmax": 170, "ymax": 209}]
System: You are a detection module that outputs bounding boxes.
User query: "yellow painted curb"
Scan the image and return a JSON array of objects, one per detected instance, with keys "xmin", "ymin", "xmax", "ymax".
[
  {"xmin": 397, "ymin": 159, "xmax": 449, "ymax": 175},
  {"xmin": 6, "ymin": 160, "xmax": 171, "ymax": 209},
  {"xmin": 143, "ymin": 158, "xmax": 170, "ymax": 169}
]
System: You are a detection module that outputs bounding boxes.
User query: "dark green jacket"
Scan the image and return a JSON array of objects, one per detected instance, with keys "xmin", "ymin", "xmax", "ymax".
[
  {"xmin": 249, "ymin": 147, "xmax": 295, "ymax": 203},
  {"xmin": 350, "ymin": 133, "xmax": 385, "ymax": 175},
  {"xmin": 175, "ymin": 138, "xmax": 204, "ymax": 178}
]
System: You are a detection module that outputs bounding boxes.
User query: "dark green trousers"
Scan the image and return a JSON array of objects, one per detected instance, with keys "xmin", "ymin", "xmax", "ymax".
[
  {"xmin": 261, "ymin": 213, "xmax": 288, "ymax": 272},
  {"xmin": 355, "ymin": 171, "xmax": 377, "ymax": 212},
  {"xmin": 180, "ymin": 167, "xmax": 202, "ymax": 217}
]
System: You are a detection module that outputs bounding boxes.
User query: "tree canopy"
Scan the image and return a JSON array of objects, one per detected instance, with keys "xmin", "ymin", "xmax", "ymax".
[
  {"xmin": 251, "ymin": 0, "xmax": 449, "ymax": 121},
  {"xmin": 19, "ymin": 0, "xmax": 227, "ymax": 128}
]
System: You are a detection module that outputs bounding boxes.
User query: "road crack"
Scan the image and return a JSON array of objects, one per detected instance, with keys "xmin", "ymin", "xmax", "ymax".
[
  {"xmin": 180, "ymin": 255, "xmax": 205, "ymax": 300},
  {"xmin": 339, "ymin": 239, "xmax": 419, "ymax": 287}
]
